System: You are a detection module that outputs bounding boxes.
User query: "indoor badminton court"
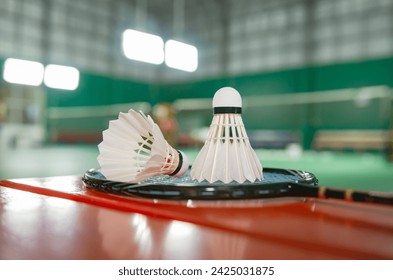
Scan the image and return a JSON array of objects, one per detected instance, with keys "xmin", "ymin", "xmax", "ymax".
[{"xmin": 1, "ymin": 0, "xmax": 393, "ymax": 264}]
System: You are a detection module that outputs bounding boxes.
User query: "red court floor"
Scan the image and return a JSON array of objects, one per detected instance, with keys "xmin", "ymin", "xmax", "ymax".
[{"xmin": 1, "ymin": 175, "xmax": 393, "ymax": 259}]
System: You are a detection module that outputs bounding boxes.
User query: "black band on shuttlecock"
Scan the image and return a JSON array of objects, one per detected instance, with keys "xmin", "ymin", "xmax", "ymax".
[
  {"xmin": 170, "ymin": 150, "xmax": 184, "ymax": 176},
  {"xmin": 213, "ymin": 107, "xmax": 242, "ymax": 114}
]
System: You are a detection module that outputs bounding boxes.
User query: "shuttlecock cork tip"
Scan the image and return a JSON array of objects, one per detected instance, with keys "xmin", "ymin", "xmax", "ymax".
[{"xmin": 212, "ymin": 87, "xmax": 242, "ymax": 114}]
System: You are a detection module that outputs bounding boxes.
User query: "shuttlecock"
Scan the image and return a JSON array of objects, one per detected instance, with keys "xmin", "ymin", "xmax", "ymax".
[
  {"xmin": 190, "ymin": 87, "xmax": 263, "ymax": 183},
  {"xmin": 97, "ymin": 109, "xmax": 188, "ymax": 182}
]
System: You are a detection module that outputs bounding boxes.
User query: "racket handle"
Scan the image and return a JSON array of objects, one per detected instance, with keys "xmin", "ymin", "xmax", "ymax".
[{"xmin": 318, "ymin": 186, "xmax": 393, "ymax": 206}]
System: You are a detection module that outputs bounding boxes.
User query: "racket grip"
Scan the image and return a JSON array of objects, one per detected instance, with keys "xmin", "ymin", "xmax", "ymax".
[
  {"xmin": 352, "ymin": 191, "xmax": 393, "ymax": 206},
  {"xmin": 318, "ymin": 186, "xmax": 393, "ymax": 206}
]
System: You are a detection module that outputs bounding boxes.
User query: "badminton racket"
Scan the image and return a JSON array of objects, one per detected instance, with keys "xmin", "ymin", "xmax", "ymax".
[{"xmin": 82, "ymin": 167, "xmax": 393, "ymax": 206}]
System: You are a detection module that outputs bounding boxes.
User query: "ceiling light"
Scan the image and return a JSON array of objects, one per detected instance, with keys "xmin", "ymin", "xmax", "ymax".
[
  {"xmin": 3, "ymin": 58, "xmax": 44, "ymax": 86},
  {"xmin": 165, "ymin": 40, "xmax": 198, "ymax": 72},
  {"xmin": 122, "ymin": 29, "xmax": 164, "ymax": 65},
  {"xmin": 44, "ymin": 64, "xmax": 80, "ymax": 90}
]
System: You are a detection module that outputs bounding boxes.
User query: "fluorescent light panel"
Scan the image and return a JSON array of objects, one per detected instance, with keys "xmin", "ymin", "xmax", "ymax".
[
  {"xmin": 44, "ymin": 64, "xmax": 79, "ymax": 90},
  {"xmin": 165, "ymin": 40, "xmax": 198, "ymax": 72},
  {"xmin": 122, "ymin": 29, "xmax": 164, "ymax": 64},
  {"xmin": 3, "ymin": 58, "xmax": 44, "ymax": 86}
]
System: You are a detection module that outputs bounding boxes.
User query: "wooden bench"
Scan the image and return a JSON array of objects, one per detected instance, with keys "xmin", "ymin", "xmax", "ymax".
[
  {"xmin": 313, "ymin": 130, "xmax": 389, "ymax": 151},
  {"xmin": 52, "ymin": 131, "xmax": 102, "ymax": 144}
]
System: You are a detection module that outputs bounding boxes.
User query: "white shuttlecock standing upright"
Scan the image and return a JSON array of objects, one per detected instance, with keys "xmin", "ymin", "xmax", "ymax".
[
  {"xmin": 97, "ymin": 109, "xmax": 188, "ymax": 182},
  {"xmin": 190, "ymin": 87, "xmax": 263, "ymax": 183}
]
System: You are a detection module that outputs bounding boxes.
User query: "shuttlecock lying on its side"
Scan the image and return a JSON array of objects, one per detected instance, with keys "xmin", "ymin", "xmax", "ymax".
[
  {"xmin": 97, "ymin": 109, "xmax": 188, "ymax": 182},
  {"xmin": 190, "ymin": 87, "xmax": 263, "ymax": 184}
]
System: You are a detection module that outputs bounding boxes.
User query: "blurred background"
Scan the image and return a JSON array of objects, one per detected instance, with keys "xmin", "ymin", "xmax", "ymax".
[{"xmin": 0, "ymin": 0, "xmax": 392, "ymax": 191}]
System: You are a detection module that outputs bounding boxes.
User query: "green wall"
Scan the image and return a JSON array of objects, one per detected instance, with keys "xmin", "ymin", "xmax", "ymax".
[
  {"xmin": 3, "ymin": 55, "xmax": 389, "ymax": 108},
  {"xmin": 158, "ymin": 57, "xmax": 393, "ymax": 102},
  {"xmin": 43, "ymin": 56, "xmax": 393, "ymax": 107},
  {"xmin": 46, "ymin": 72, "xmax": 157, "ymax": 107}
]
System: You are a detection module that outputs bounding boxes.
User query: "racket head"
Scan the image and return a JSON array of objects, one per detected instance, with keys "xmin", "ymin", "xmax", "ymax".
[{"xmin": 83, "ymin": 167, "xmax": 318, "ymax": 200}]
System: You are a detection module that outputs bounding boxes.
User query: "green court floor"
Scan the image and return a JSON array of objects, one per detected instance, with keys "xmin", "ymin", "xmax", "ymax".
[{"xmin": 1, "ymin": 145, "xmax": 392, "ymax": 193}]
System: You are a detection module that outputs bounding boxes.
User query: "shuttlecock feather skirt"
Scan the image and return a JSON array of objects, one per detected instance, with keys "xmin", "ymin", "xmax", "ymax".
[
  {"xmin": 98, "ymin": 109, "xmax": 185, "ymax": 183},
  {"xmin": 191, "ymin": 114, "xmax": 263, "ymax": 183}
]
